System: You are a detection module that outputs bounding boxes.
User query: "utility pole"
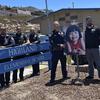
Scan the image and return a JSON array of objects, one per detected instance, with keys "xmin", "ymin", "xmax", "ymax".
[
  {"xmin": 45, "ymin": 0, "xmax": 48, "ymax": 15},
  {"xmin": 45, "ymin": 0, "xmax": 51, "ymax": 34},
  {"xmin": 72, "ymin": 2, "xmax": 75, "ymax": 8}
]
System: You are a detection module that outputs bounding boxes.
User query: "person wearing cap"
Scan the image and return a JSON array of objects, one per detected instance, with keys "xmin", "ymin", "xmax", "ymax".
[
  {"xmin": 12, "ymin": 27, "xmax": 27, "ymax": 83},
  {"xmin": 0, "ymin": 27, "xmax": 15, "ymax": 88},
  {"xmin": 49, "ymin": 21, "xmax": 68, "ymax": 84},
  {"xmin": 29, "ymin": 28, "xmax": 40, "ymax": 77},
  {"xmin": 85, "ymin": 16, "xmax": 100, "ymax": 80}
]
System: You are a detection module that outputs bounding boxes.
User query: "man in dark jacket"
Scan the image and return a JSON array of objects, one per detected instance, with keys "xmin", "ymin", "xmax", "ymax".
[
  {"xmin": 85, "ymin": 16, "xmax": 100, "ymax": 79},
  {"xmin": 0, "ymin": 27, "xmax": 15, "ymax": 88},
  {"xmin": 29, "ymin": 28, "xmax": 40, "ymax": 76},
  {"xmin": 13, "ymin": 27, "xmax": 27, "ymax": 83},
  {"xmin": 49, "ymin": 21, "xmax": 67, "ymax": 83}
]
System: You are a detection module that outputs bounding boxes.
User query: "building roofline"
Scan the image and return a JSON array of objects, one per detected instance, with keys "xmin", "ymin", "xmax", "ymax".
[
  {"xmin": 55, "ymin": 8, "xmax": 100, "ymax": 12},
  {"xmin": 29, "ymin": 8, "xmax": 100, "ymax": 23}
]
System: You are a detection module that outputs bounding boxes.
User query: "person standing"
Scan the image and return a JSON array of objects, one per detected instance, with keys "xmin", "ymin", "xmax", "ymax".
[
  {"xmin": 49, "ymin": 21, "xmax": 67, "ymax": 83},
  {"xmin": 85, "ymin": 16, "xmax": 100, "ymax": 79},
  {"xmin": 29, "ymin": 28, "xmax": 40, "ymax": 76},
  {"xmin": 13, "ymin": 27, "xmax": 27, "ymax": 83},
  {"xmin": 0, "ymin": 27, "xmax": 15, "ymax": 88}
]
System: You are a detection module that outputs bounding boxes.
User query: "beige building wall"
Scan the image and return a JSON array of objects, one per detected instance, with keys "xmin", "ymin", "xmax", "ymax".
[{"xmin": 32, "ymin": 9, "xmax": 100, "ymax": 35}]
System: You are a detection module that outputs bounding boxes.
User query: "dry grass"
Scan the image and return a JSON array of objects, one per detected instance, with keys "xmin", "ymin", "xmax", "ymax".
[{"xmin": 0, "ymin": 66, "xmax": 100, "ymax": 100}]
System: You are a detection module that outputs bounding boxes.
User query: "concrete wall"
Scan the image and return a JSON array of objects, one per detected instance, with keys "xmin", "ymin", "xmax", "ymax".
[{"xmin": 32, "ymin": 9, "xmax": 100, "ymax": 35}]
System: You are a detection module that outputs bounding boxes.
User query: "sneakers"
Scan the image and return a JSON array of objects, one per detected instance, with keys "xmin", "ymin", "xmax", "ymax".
[
  {"xmin": 0, "ymin": 84, "xmax": 5, "ymax": 89},
  {"xmin": 62, "ymin": 76, "xmax": 70, "ymax": 80},
  {"xmin": 33, "ymin": 73, "xmax": 40, "ymax": 76},
  {"xmin": 45, "ymin": 80, "xmax": 55, "ymax": 86},
  {"xmin": 32, "ymin": 73, "xmax": 40, "ymax": 76},
  {"xmin": 13, "ymin": 80, "xmax": 17, "ymax": 83},
  {"xmin": 62, "ymin": 76, "xmax": 68, "ymax": 80},
  {"xmin": 20, "ymin": 78, "xmax": 24, "ymax": 82},
  {"xmin": 5, "ymin": 83, "xmax": 10, "ymax": 88},
  {"xmin": 85, "ymin": 76, "xmax": 93, "ymax": 80},
  {"xmin": 49, "ymin": 80, "xmax": 55, "ymax": 83}
]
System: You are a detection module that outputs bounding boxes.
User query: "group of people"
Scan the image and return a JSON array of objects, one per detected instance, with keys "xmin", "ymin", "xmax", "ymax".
[
  {"xmin": 49, "ymin": 16, "xmax": 100, "ymax": 83},
  {"xmin": 0, "ymin": 27, "xmax": 40, "ymax": 88},
  {"xmin": 0, "ymin": 15, "xmax": 100, "ymax": 88}
]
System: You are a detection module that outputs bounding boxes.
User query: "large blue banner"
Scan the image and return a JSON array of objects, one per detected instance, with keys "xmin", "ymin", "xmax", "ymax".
[
  {"xmin": 0, "ymin": 52, "xmax": 51, "ymax": 73},
  {"xmin": 0, "ymin": 42, "xmax": 50, "ymax": 59}
]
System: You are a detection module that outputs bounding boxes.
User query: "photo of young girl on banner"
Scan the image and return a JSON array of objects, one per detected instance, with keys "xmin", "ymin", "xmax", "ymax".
[{"xmin": 66, "ymin": 25, "xmax": 85, "ymax": 55}]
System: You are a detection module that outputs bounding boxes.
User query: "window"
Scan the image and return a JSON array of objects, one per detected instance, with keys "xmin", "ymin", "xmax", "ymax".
[
  {"xmin": 59, "ymin": 17, "xmax": 65, "ymax": 21},
  {"xmin": 70, "ymin": 15, "xmax": 78, "ymax": 20},
  {"xmin": 65, "ymin": 13, "xmax": 70, "ymax": 16}
]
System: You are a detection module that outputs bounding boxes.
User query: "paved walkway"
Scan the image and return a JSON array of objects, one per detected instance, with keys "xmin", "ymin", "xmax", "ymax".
[
  {"xmin": 24, "ymin": 62, "xmax": 48, "ymax": 76},
  {"xmin": 10, "ymin": 62, "xmax": 49, "ymax": 81}
]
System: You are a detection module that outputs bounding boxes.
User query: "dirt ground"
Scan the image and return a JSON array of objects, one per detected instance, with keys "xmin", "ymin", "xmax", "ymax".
[{"xmin": 0, "ymin": 65, "xmax": 100, "ymax": 100}]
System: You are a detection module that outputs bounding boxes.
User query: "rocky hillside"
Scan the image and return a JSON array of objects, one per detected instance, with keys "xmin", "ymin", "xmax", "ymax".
[{"xmin": 0, "ymin": 5, "xmax": 44, "ymax": 32}]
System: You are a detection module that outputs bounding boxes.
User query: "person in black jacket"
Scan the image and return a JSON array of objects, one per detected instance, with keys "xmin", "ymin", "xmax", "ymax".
[
  {"xmin": 13, "ymin": 27, "xmax": 27, "ymax": 83},
  {"xmin": 85, "ymin": 16, "xmax": 100, "ymax": 80},
  {"xmin": 29, "ymin": 28, "xmax": 40, "ymax": 76},
  {"xmin": 49, "ymin": 21, "xmax": 67, "ymax": 83},
  {"xmin": 0, "ymin": 27, "xmax": 15, "ymax": 88}
]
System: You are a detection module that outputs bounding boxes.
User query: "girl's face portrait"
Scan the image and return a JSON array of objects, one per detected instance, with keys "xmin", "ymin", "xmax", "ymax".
[{"xmin": 69, "ymin": 31, "xmax": 79, "ymax": 42}]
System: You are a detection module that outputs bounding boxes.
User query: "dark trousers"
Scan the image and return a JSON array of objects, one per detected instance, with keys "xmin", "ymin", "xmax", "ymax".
[
  {"xmin": 13, "ymin": 68, "xmax": 24, "ymax": 82},
  {"xmin": 86, "ymin": 48, "xmax": 100, "ymax": 77},
  {"xmin": 51, "ymin": 51, "xmax": 67, "ymax": 81},
  {"xmin": 0, "ymin": 58, "xmax": 11, "ymax": 86},
  {"xmin": 48, "ymin": 60, "xmax": 52, "ymax": 70},
  {"xmin": 0, "ymin": 72, "xmax": 10, "ymax": 87},
  {"xmin": 32, "ymin": 63, "xmax": 40, "ymax": 75}
]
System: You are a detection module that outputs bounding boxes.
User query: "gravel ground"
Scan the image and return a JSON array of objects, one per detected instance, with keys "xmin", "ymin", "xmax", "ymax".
[{"xmin": 0, "ymin": 65, "xmax": 100, "ymax": 100}]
